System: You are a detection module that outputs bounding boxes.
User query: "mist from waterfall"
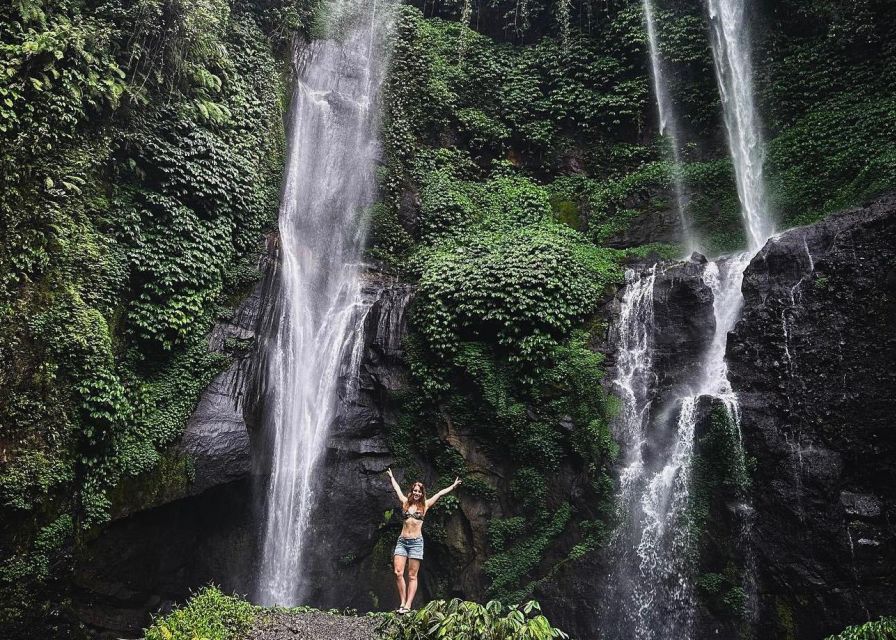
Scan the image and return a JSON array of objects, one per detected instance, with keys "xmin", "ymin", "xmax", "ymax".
[
  {"xmin": 642, "ymin": 0, "xmax": 694, "ymax": 253},
  {"xmin": 602, "ymin": 265, "xmax": 702, "ymax": 640},
  {"xmin": 253, "ymin": 0, "xmax": 395, "ymax": 607}
]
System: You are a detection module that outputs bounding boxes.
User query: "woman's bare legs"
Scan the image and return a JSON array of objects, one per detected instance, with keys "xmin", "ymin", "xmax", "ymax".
[
  {"xmin": 393, "ymin": 554, "xmax": 407, "ymax": 608},
  {"xmin": 404, "ymin": 559, "xmax": 421, "ymax": 609}
]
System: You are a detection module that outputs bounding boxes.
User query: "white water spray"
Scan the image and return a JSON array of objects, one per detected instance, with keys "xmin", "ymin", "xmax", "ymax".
[
  {"xmin": 604, "ymin": 1, "xmax": 776, "ymax": 634},
  {"xmin": 254, "ymin": 0, "xmax": 395, "ymax": 606},
  {"xmin": 707, "ymin": 0, "xmax": 774, "ymax": 250},
  {"xmin": 642, "ymin": 0, "xmax": 694, "ymax": 253}
]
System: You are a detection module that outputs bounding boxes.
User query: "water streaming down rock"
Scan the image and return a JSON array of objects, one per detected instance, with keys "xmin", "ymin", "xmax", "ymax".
[
  {"xmin": 642, "ymin": 0, "xmax": 693, "ymax": 253},
  {"xmin": 252, "ymin": 0, "xmax": 395, "ymax": 607},
  {"xmin": 603, "ymin": 266, "xmax": 675, "ymax": 639},
  {"xmin": 602, "ymin": 1, "xmax": 778, "ymax": 635},
  {"xmin": 602, "ymin": 263, "xmax": 703, "ymax": 640}
]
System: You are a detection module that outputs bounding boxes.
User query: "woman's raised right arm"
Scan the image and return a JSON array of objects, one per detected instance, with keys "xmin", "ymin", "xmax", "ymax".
[{"xmin": 386, "ymin": 468, "xmax": 406, "ymax": 504}]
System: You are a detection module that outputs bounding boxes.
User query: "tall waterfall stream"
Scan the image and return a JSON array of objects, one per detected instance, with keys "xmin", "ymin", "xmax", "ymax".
[
  {"xmin": 253, "ymin": 0, "xmax": 395, "ymax": 606},
  {"xmin": 642, "ymin": 0, "xmax": 693, "ymax": 253},
  {"xmin": 604, "ymin": 0, "xmax": 775, "ymax": 637}
]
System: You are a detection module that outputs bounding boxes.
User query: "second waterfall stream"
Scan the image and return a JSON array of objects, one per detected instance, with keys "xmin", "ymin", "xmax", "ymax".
[
  {"xmin": 602, "ymin": 0, "xmax": 774, "ymax": 638},
  {"xmin": 252, "ymin": 0, "xmax": 396, "ymax": 607}
]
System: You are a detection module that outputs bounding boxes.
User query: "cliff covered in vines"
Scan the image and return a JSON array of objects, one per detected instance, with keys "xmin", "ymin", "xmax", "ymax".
[{"xmin": 0, "ymin": 0, "xmax": 306, "ymax": 632}]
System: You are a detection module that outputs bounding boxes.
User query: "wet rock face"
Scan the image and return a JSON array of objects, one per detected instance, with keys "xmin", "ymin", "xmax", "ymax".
[
  {"xmin": 602, "ymin": 256, "xmax": 715, "ymax": 460},
  {"xmin": 650, "ymin": 255, "xmax": 714, "ymax": 407},
  {"xmin": 293, "ymin": 272, "xmax": 413, "ymax": 611},
  {"xmin": 729, "ymin": 195, "xmax": 896, "ymax": 639},
  {"xmin": 604, "ymin": 255, "xmax": 714, "ymax": 403},
  {"xmin": 602, "ymin": 189, "xmax": 684, "ymax": 249},
  {"xmin": 74, "ymin": 481, "xmax": 256, "ymax": 639}
]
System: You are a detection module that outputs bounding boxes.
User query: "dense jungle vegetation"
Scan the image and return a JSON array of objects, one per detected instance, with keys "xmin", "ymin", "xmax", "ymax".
[
  {"xmin": 1, "ymin": 0, "xmax": 894, "ymax": 634},
  {"xmin": 0, "ymin": 0, "xmax": 298, "ymax": 631}
]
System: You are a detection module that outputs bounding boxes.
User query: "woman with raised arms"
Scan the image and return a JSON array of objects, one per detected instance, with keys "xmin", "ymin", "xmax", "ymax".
[{"xmin": 385, "ymin": 468, "xmax": 461, "ymax": 614}]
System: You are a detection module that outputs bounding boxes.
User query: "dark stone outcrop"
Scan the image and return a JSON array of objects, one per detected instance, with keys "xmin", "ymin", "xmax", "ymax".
[
  {"xmin": 74, "ymin": 481, "xmax": 256, "ymax": 638},
  {"xmin": 728, "ymin": 195, "xmax": 896, "ymax": 639},
  {"xmin": 603, "ymin": 204, "xmax": 684, "ymax": 249},
  {"xmin": 649, "ymin": 255, "xmax": 715, "ymax": 406},
  {"xmin": 604, "ymin": 255, "xmax": 714, "ymax": 401}
]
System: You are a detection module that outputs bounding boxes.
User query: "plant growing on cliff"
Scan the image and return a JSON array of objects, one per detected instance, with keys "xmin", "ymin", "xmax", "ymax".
[
  {"xmin": 0, "ymin": 0, "xmax": 293, "ymax": 630},
  {"xmin": 380, "ymin": 598, "xmax": 568, "ymax": 640}
]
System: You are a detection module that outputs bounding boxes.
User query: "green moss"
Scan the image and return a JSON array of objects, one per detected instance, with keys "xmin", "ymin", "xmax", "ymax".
[
  {"xmin": 696, "ymin": 571, "xmax": 747, "ymax": 620},
  {"xmin": 775, "ymin": 598, "xmax": 797, "ymax": 640},
  {"xmin": 550, "ymin": 196, "xmax": 583, "ymax": 231}
]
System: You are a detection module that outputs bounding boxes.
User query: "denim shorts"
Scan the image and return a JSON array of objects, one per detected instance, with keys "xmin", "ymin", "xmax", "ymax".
[{"xmin": 393, "ymin": 536, "xmax": 424, "ymax": 560}]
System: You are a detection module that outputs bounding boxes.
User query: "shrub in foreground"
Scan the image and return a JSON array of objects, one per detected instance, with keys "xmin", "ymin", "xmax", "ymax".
[
  {"xmin": 144, "ymin": 587, "xmax": 257, "ymax": 640},
  {"xmin": 380, "ymin": 599, "xmax": 568, "ymax": 640},
  {"xmin": 826, "ymin": 617, "xmax": 896, "ymax": 640}
]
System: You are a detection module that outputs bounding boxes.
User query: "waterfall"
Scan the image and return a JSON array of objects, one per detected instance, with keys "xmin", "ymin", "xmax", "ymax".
[
  {"xmin": 700, "ymin": 0, "xmax": 775, "ymax": 508},
  {"xmin": 253, "ymin": 0, "xmax": 395, "ymax": 607},
  {"xmin": 706, "ymin": 0, "xmax": 773, "ymax": 251},
  {"xmin": 603, "ymin": 264, "xmax": 704, "ymax": 640},
  {"xmin": 603, "ymin": 0, "xmax": 775, "ymax": 634},
  {"xmin": 642, "ymin": 0, "xmax": 693, "ymax": 253}
]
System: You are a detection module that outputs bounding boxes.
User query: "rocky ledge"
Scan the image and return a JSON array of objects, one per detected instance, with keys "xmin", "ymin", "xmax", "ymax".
[{"xmin": 246, "ymin": 611, "xmax": 379, "ymax": 640}]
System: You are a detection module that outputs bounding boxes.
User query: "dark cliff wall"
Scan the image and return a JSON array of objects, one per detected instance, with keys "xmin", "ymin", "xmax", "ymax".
[{"xmin": 729, "ymin": 195, "xmax": 896, "ymax": 639}]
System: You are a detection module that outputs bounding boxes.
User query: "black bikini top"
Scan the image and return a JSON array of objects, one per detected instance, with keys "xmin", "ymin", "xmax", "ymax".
[{"xmin": 403, "ymin": 508, "xmax": 425, "ymax": 521}]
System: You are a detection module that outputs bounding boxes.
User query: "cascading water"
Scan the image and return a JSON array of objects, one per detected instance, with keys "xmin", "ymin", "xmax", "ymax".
[
  {"xmin": 603, "ymin": 264, "xmax": 701, "ymax": 640},
  {"xmin": 701, "ymin": 0, "xmax": 774, "ymax": 486},
  {"xmin": 642, "ymin": 0, "xmax": 694, "ymax": 252},
  {"xmin": 253, "ymin": 0, "xmax": 395, "ymax": 607},
  {"xmin": 604, "ymin": 0, "xmax": 774, "ymax": 636},
  {"xmin": 706, "ymin": 0, "xmax": 774, "ymax": 251}
]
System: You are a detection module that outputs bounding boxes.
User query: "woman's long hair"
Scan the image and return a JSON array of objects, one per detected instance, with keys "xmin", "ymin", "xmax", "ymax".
[{"xmin": 405, "ymin": 481, "xmax": 427, "ymax": 512}]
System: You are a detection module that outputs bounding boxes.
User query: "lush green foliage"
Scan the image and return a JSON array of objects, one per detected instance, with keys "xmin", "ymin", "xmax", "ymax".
[
  {"xmin": 377, "ymin": 6, "xmax": 630, "ymax": 601},
  {"xmin": 380, "ymin": 598, "xmax": 568, "ymax": 640},
  {"xmin": 754, "ymin": 1, "xmax": 896, "ymax": 228},
  {"xmin": 0, "ymin": 0, "xmax": 292, "ymax": 630},
  {"xmin": 826, "ymin": 617, "xmax": 896, "ymax": 640},
  {"xmin": 689, "ymin": 406, "xmax": 753, "ymax": 630},
  {"xmin": 413, "ymin": 177, "xmax": 618, "ymax": 371},
  {"xmin": 144, "ymin": 586, "xmax": 258, "ymax": 640}
]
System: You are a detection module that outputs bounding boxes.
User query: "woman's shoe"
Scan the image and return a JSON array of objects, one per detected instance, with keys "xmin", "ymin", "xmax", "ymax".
[{"xmin": 396, "ymin": 606, "xmax": 410, "ymax": 614}]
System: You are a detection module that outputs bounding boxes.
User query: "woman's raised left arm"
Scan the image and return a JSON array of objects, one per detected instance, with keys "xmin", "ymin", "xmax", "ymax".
[{"xmin": 425, "ymin": 477, "xmax": 461, "ymax": 509}]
